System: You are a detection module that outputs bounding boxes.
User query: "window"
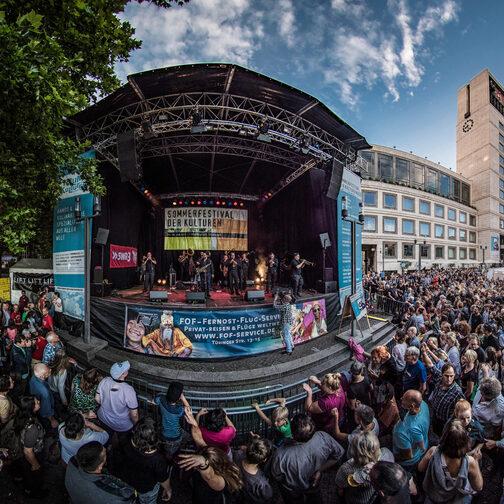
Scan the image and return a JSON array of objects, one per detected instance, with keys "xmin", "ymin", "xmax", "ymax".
[
  {"xmin": 448, "ymin": 208, "xmax": 456, "ymax": 221},
  {"xmin": 361, "ymin": 151, "xmax": 375, "ymax": 176},
  {"xmin": 500, "ymin": 165, "xmax": 504, "ymax": 175},
  {"xmin": 500, "ymin": 179, "xmax": 504, "ymax": 189},
  {"xmin": 426, "ymin": 168, "xmax": 438, "ymax": 192},
  {"xmin": 448, "ymin": 227, "xmax": 456, "ymax": 240},
  {"xmin": 460, "ymin": 229, "xmax": 467, "ymax": 241},
  {"xmin": 451, "ymin": 179, "xmax": 460, "ymax": 200},
  {"xmin": 383, "ymin": 194, "xmax": 396, "ymax": 209},
  {"xmin": 403, "ymin": 220, "xmax": 414, "ymax": 234},
  {"xmin": 500, "ymin": 219, "xmax": 504, "ymax": 230},
  {"xmin": 396, "ymin": 158, "xmax": 410, "ymax": 182},
  {"xmin": 364, "ymin": 216, "xmax": 376, "ymax": 232},
  {"xmin": 435, "ymin": 246, "xmax": 444, "ymax": 259},
  {"xmin": 500, "ymin": 204, "xmax": 504, "ymax": 214},
  {"xmin": 419, "ymin": 201, "xmax": 430, "ymax": 215},
  {"xmin": 420, "ymin": 222, "xmax": 430, "ymax": 236},
  {"xmin": 461, "ymin": 184, "xmax": 470, "ymax": 204},
  {"xmin": 402, "ymin": 197, "xmax": 414, "ymax": 211},
  {"xmin": 500, "ymin": 190, "xmax": 504, "ymax": 199},
  {"xmin": 435, "ymin": 224, "xmax": 444, "ymax": 238},
  {"xmin": 469, "ymin": 231, "xmax": 476, "ymax": 243},
  {"xmin": 469, "ymin": 215, "xmax": 476, "ymax": 226},
  {"xmin": 459, "ymin": 248, "xmax": 467, "ymax": 260},
  {"xmin": 412, "ymin": 164, "xmax": 424, "ymax": 186},
  {"xmin": 500, "ymin": 144, "xmax": 504, "ymax": 152},
  {"xmin": 460, "ymin": 212, "xmax": 467, "ymax": 224},
  {"xmin": 439, "ymin": 173, "xmax": 450, "ymax": 196},
  {"xmin": 384, "ymin": 243, "xmax": 396, "ymax": 257},
  {"xmin": 363, "ymin": 191, "xmax": 377, "ymax": 206},
  {"xmin": 420, "ymin": 245, "xmax": 430, "ymax": 258},
  {"xmin": 500, "ymin": 155, "xmax": 504, "ymax": 164},
  {"xmin": 383, "ymin": 217, "xmax": 397, "ymax": 233},
  {"xmin": 500, "ymin": 122, "xmax": 504, "ymax": 131},
  {"xmin": 403, "ymin": 244, "xmax": 414, "ymax": 258},
  {"xmin": 435, "ymin": 204, "xmax": 444, "ymax": 218},
  {"xmin": 500, "ymin": 133, "xmax": 504, "ymax": 143},
  {"xmin": 448, "ymin": 247, "xmax": 456, "ymax": 259},
  {"xmin": 378, "ymin": 154, "xmax": 393, "ymax": 180},
  {"xmin": 469, "ymin": 248, "xmax": 476, "ymax": 260}
]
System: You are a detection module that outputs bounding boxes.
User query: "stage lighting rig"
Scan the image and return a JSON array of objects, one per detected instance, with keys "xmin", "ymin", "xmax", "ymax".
[
  {"xmin": 190, "ymin": 105, "xmax": 207, "ymax": 134},
  {"xmin": 256, "ymin": 117, "xmax": 271, "ymax": 143},
  {"xmin": 141, "ymin": 117, "xmax": 157, "ymax": 140}
]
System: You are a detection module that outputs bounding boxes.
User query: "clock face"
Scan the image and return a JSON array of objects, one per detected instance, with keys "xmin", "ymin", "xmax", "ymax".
[{"xmin": 462, "ymin": 118, "xmax": 474, "ymax": 133}]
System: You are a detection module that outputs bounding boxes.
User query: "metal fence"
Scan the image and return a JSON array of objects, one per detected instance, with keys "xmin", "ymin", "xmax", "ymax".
[{"xmin": 366, "ymin": 290, "xmax": 409, "ymax": 318}]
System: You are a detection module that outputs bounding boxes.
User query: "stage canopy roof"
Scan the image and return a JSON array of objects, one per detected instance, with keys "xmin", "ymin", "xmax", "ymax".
[{"xmin": 67, "ymin": 63, "xmax": 370, "ymax": 202}]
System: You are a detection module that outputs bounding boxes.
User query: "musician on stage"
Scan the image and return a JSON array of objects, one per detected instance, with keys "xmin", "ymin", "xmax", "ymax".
[
  {"xmin": 239, "ymin": 252, "xmax": 249, "ymax": 292},
  {"xmin": 220, "ymin": 253, "xmax": 229, "ymax": 287},
  {"xmin": 265, "ymin": 252, "xmax": 279, "ymax": 294},
  {"xmin": 291, "ymin": 252, "xmax": 307, "ymax": 297},
  {"xmin": 142, "ymin": 252, "xmax": 157, "ymax": 292},
  {"xmin": 199, "ymin": 251, "xmax": 214, "ymax": 298},
  {"xmin": 226, "ymin": 252, "xmax": 241, "ymax": 296},
  {"xmin": 178, "ymin": 250, "xmax": 190, "ymax": 281}
]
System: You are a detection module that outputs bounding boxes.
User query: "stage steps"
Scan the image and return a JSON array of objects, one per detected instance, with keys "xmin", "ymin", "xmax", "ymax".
[{"xmin": 64, "ymin": 318, "xmax": 396, "ymax": 396}]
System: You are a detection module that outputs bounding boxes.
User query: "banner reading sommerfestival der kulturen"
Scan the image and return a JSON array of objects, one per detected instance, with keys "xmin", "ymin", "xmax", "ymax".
[{"xmin": 164, "ymin": 207, "xmax": 247, "ymax": 251}]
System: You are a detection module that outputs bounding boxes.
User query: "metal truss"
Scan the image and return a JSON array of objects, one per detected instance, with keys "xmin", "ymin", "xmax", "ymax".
[
  {"xmin": 76, "ymin": 91, "xmax": 368, "ymax": 173},
  {"xmin": 156, "ymin": 192, "xmax": 259, "ymax": 201}
]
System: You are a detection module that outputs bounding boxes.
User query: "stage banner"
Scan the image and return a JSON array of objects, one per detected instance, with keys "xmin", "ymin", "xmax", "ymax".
[
  {"xmin": 123, "ymin": 298, "xmax": 328, "ymax": 358},
  {"xmin": 0, "ymin": 278, "xmax": 10, "ymax": 301},
  {"xmin": 12, "ymin": 273, "xmax": 53, "ymax": 292},
  {"xmin": 164, "ymin": 207, "xmax": 248, "ymax": 251},
  {"xmin": 52, "ymin": 151, "xmax": 94, "ymax": 320},
  {"xmin": 337, "ymin": 167, "xmax": 363, "ymax": 313},
  {"xmin": 110, "ymin": 244, "xmax": 138, "ymax": 269}
]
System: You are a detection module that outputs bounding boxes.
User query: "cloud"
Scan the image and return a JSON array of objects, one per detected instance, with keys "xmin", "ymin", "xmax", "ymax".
[{"xmin": 275, "ymin": 0, "xmax": 296, "ymax": 48}]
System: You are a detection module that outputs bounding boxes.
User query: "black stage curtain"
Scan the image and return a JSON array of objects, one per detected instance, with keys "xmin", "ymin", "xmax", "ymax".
[{"xmin": 91, "ymin": 163, "xmax": 341, "ymax": 292}]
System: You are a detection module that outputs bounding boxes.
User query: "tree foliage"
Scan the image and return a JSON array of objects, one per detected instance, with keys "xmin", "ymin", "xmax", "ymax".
[{"xmin": 0, "ymin": 1, "xmax": 188, "ymax": 256}]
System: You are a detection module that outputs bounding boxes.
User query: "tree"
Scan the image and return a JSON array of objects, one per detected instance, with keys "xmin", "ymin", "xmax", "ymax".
[{"xmin": 0, "ymin": 1, "xmax": 188, "ymax": 256}]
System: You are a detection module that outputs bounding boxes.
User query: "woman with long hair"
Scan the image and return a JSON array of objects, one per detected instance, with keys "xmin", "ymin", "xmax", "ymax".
[
  {"xmin": 68, "ymin": 367, "xmax": 101, "ymax": 417},
  {"xmin": 444, "ymin": 333, "xmax": 461, "ymax": 377},
  {"xmin": 304, "ymin": 373, "xmax": 346, "ymax": 432},
  {"xmin": 48, "ymin": 348, "xmax": 74, "ymax": 407},
  {"xmin": 419, "ymin": 419, "xmax": 483, "ymax": 503},
  {"xmin": 447, "ymin": 399, "xmax": 484, "ymax": 460},
  {"xmin": 460, "ymin": 350, "xmax": 478, "ymax": 400},
  {"xmin": 115, "ymin": 416, "xmax": 172, "ymax": 503},
  {"xmin": 179, "ymin": 445, "xmax": 243, "ymax": 503}
]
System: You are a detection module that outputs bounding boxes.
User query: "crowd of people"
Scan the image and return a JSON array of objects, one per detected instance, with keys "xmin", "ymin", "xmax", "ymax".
[{"xmin": 0, "ymin": 267, "xmax": 503, "ymax": 502}]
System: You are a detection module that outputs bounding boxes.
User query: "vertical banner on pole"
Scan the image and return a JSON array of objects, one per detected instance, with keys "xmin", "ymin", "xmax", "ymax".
[
  {"xmin": 52, "ymin": 151, "xmax": 94, "ymax": 320},
  {"xmin": 336, "ymin": 168, "xmax": 363, "ymax": 313}
]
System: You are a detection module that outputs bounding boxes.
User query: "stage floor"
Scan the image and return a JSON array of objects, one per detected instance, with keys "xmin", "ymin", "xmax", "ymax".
[{"xmin": 105, "ymin": 284, "xmax": 296, "ymax": 308}]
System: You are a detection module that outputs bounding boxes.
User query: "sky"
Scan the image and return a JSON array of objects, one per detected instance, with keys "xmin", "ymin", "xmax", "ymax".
[{"xmin": 115, "ymin": 0, "xmax": 504, "ymax": 171}]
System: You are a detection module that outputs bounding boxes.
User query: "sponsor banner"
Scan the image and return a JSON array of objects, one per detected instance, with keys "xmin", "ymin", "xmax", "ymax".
[
  {"xmin": 337, "ymin": 168, "xmax": 363, "ymax": 312},
  {"xmin": 12, "ymin": 273, "xmax": 53, "ymax": 292},
  {"xmin": 110, "ymin": 244, "xmax": 138, "ymax": 269},
  {"xmin": 491, "ymin": 233, "xmax": 500, "ymax": 253},
  {"xmin": 0, "ymin": 278, "xmax": 10, "ymax": 301},
  {"xmin": 164, "ymin": 207, "xmax": 248, "ymax": 251},
  {"xmin": 52, "ymin": 151, "xmax": 94, "ymax": 320},
  {"xmin": 123, "ymin": 298, "xmax": 328, "ymax": 359}
]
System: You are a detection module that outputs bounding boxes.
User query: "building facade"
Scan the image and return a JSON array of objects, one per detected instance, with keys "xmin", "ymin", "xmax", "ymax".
[
  {"xmin": 457, "ymin": 69, "xmax": 504, "ymax": 263},
  {"xmin": 361, "ymin": 145, "xmax": 478, "ymax": 273}
]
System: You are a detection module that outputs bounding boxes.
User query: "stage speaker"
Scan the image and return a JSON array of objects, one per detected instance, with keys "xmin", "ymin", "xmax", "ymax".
[
  {"xmin": 175, "ymin": 281, "xmax": 186, "ymax": 290},
  {"xmin": 186, "ymin": 292, "xmax": 206, "ymax": 304},
  {"xmin": 246, "ymin": 289, "xmax": 265, "ymax": 302},
  {"xmin": 149, "ymin": 291, "xmax": 168, "ymax": 302},
  {"xmin": 316, "ymin": 280, "xmax": 338, "ymax": 294},
  {"xmin": 95, "ymin": 228, "xmax": 109, "ymax": 246},
  {"xmin": 325, "ymin": 158, "xmax": 344, "ymax": 200},
  {"xmin": 246, "ymin": 280, "xmax": 255, "ymax": 287},
  {"xmin": 117, "ymin": 130, "xmax": 140, "ymax": 182},
  {"xmin": 324, "ymin": 268, "xmax": 333, "ymax": 282},
  {"xmin": 93, "ymin": 267, "xmax": 103, "ymax": 284},
  {"xmin": 91, "ymin": 282, "xmax": 112, "ymax": 297}
]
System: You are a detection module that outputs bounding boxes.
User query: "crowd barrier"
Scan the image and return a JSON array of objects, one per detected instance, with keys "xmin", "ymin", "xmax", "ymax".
[{"xmin": 366, "ymin": 290, "xmax": 409, "ymax": 318}]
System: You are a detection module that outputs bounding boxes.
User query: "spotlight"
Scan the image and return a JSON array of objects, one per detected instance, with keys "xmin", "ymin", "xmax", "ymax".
[
  {"xmin": 179, "ymin": 201, "xmax": 183, "ymax": 205},
  {"xmin": 184, "ymin": 201, "xmax": 188, "ymax": 205},
  {"xmin": 258, "ymin": 117, "xmax": 270, "ymax": 134},
  {"xmin": 264, "ymin": 195, "xmax": 268, "ymax": 199},
  {"xmin": 197, "ymin": 200, "xmax": 201, "ymax": 205},
  {"xmin": 191, "ymin": 201, "xmax": 195, "ymax": 205},
  {"xmin": 228, "ymin": 202, "xmax": 232, "ymax": 206},
  {"xmin": 144, "ymin": 189, "xmax": 148, "ymax": 194},
  {"xmin": 239, "ymin": 128, "xmax": 247, "ymax": 135},
  {"xmin": 209, "ymin": 200, "xmax": 214, "ymax": 205},
  {"xmin": 172, "ymin": 201, "xmax": 177, "ymax": 206},
  {"xmin": 216, "ymin": 201, "xmax": 220, "ymax": 205},
  {"xmin": 233, "ymin": 202, "xmax": 238, "ymax": 206},
  {"xmin": 301, "ymin": 136, "xmax": 310, "ymax": 155},
  {"xmin": 268, "ymin": 192, "xmax": 272, "ymax": 196},
  {"xmin": 240, "ymin": 202, "xmax": 244, "ymax": 207},
  {"xmin": 157, "ymin": 279, "xmax": 162, "ymax": 285},
  {"xmin": 162, "ymin": 279, "xmax": 167, "ymax": 285},
  {"xmin": 141, "ymin": 117, "xmax": 157, "ymax": 140},
  {"xmin": 189, "ymin": 105, "xmax": 207, "ymax": 133},
  {"xmin": 141, "ymin": 187, "xmax": 145, "ymax": 191},
  {"xmin": 203, "ymin": 200, "xmax": 207, "ymax": 205}
]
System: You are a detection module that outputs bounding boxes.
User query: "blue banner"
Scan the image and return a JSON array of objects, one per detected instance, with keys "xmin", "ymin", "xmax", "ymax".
[
  {"xmin": 337, "ymin": 167, "xmax": 363, "ymax": 312},
  {"xmin": 52, "ymin": 151, "xmax": 94, "ymax": 320},
  {"xmin": 123, "ymin": 298, "xmax": 329, "ymax": 359}
]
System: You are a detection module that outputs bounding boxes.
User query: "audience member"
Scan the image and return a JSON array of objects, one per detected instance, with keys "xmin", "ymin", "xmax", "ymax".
[
  {"xmin": 29, "ymin": 363, "xmax": 58, "ymax": 430},
  {"xmin": 68, "ymin": 367, "xmax": 101, "ymax": 417},
  {"xmin": 197, "ymin": 407, "xmax": 236, "ymax": 457},
  {"xmin": 41, "ymin": 331, "xmax": 61, "ymax": 365},
  {"xmin": 370, "ymin": 461, "xmax": 411, "ymax": 504}
]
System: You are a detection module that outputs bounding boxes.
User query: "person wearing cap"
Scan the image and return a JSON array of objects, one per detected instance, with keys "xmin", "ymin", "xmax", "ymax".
[{"xmin": 95, "ymin": 361, "xmax": 138, "ymax": 441}]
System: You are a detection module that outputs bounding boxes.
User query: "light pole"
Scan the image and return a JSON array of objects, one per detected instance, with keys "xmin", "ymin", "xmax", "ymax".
[
  {"xmin": 74, "ymin": 195, "xmax": 101, "ymax": 344},
  {"xmin": 480, "ymin": 245, "xmax": 487, "ymax": 267},
  {"xmin": 414, "ymin": 239, "xmax": 426, "ymax": 270},
  {"xmin": 342, "ymin": 197, "xmax": 364, "ymax": 338}
]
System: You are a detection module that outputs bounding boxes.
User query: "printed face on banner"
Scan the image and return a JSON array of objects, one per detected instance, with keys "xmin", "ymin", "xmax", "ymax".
[{"xmin": 123, "ymin": 298, "xmax": 328, "ymax": 359}]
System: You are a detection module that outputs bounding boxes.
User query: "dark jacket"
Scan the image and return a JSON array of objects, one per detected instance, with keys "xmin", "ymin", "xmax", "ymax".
[{"xmin": 11, "ymin": 344, "xmax": 32, "ymax": 377}]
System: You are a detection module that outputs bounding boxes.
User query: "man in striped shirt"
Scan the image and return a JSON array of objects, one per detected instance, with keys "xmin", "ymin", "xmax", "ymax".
[{"xmin": 274, "ymin": 293, "xmax": 295, "ymax": 355}]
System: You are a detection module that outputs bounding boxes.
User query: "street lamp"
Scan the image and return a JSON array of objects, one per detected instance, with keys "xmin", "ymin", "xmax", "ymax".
[
  {"xmin": 414, "ymin": 239, "xmax": 426, "ymax": 270},
  {"xmin": 480, "ymin": 245, "xmax": 488, "ymax": 267},
  {"xmin": 74, "ymin": 195, "xmax": 102, "ymax": 344}
]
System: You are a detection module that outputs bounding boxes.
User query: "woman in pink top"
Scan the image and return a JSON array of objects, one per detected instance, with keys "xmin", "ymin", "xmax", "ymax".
[
  {"xmin": 303, "ymin": 373, "xmax": 346, "ymax": 432},
  {"xmin": 196, "ymin": 407, "xmax": 236, "ymax": 457}
]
